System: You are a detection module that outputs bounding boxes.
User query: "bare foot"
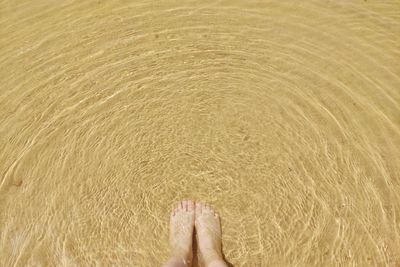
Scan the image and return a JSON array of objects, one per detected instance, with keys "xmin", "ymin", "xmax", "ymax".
[
  {"xmin": 195, "ymin": 202, "xmax": 227, "ymax": 267},
  {"xmin": 168, "ymin": 200, "xmax": 195, "ymax": 266}
]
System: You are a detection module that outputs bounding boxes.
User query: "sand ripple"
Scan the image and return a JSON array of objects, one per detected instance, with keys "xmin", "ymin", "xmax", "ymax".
[{"xmin": 0, "ymin": 0, "xmax": 399, "ymax": 266}]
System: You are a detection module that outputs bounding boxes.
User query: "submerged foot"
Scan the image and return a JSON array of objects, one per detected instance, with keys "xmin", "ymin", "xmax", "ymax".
[
  {"xmin": 195, "ymin": 202, "xmax": 227, "ymax": 267},
  {"xmin": 169, "ymin": 200, "xmax": 195, "ymax": 266}
]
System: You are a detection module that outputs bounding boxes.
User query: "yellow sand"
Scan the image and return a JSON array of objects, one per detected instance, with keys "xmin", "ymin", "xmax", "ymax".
[{"xmin": 0, "ymin": 0, "xmax": 399, "ymax": 266}]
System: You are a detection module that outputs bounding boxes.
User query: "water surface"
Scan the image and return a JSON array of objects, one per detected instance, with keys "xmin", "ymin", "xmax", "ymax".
[{"xmin": 0, "ymin": 0, "xmax": 399, "ymax": 266}]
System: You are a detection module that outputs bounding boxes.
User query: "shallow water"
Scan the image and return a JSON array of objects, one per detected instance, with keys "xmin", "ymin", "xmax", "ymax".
[{"xmin": 1, "ymin": 0, "xmax": 399, "ymax": 266}]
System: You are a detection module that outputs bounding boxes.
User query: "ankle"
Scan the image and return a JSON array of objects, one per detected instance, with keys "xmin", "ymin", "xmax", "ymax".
[
  {"xmin": 163, "ymin": 255, "xmax": 192, "ymax": 267},
  {"xmin": 172, "ymin": 252, "xmax": 192, "ymax": 264},
  {"xmin": 203, "ymin": 251, "xmax": 224, "ymax": 266},
  {"xmin": 206, "ymin": 257, "xmax": 228, "ymax": 267}
]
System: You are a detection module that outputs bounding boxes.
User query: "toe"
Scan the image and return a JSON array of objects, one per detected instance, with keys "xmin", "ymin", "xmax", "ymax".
[
  {"xmin": 187, "ymin": 200, "xmax": 194, "ymax": 211},
  {"xmin": 183, "ymin": 200, "xmax": 188, "ymax": 211},
  {"xmin": 204, "ymin": 203, "xmax": 210, "ymax": 211},
  {"xmin": 171, "ymin": 209, "xmax": 175, "ymax": 217},
  {"xmin": 196, "ymin": 202, "xmax": 203, "ymax": 213},
  {"xmin": 205, "ymin": 203, "xmax": 215, "ymax": 214},
  {"xmin": 177, "ymin": 201, "xmax": 183, "ymax": 210}
]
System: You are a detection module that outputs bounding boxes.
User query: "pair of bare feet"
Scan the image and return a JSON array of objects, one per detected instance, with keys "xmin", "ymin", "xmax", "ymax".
[{"xmin": 162, "ymin": 200, "xmax": 228, "ymax": 267}]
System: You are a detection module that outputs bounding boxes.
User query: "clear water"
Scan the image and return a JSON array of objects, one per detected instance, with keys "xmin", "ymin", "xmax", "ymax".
[{"xmin": 0, "ymin": 0, "xmax": 399, "ymax": 266}]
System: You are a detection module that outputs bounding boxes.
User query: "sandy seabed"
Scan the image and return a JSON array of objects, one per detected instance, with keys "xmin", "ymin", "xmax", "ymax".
[{"xmin": 0, "ymin": 0, "xmax": 399, "ymax": 266}]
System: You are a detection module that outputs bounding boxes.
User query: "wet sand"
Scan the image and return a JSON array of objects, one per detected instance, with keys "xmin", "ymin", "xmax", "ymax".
[{"xmin": 0, "ymin": 0, "xmax": 399, "ymax": 266}]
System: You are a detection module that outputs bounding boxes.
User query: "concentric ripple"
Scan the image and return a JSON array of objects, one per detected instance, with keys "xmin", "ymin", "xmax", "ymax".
[{"xmin": 0, "ymin": 0, "xmax": 399, "ymax": 266}]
